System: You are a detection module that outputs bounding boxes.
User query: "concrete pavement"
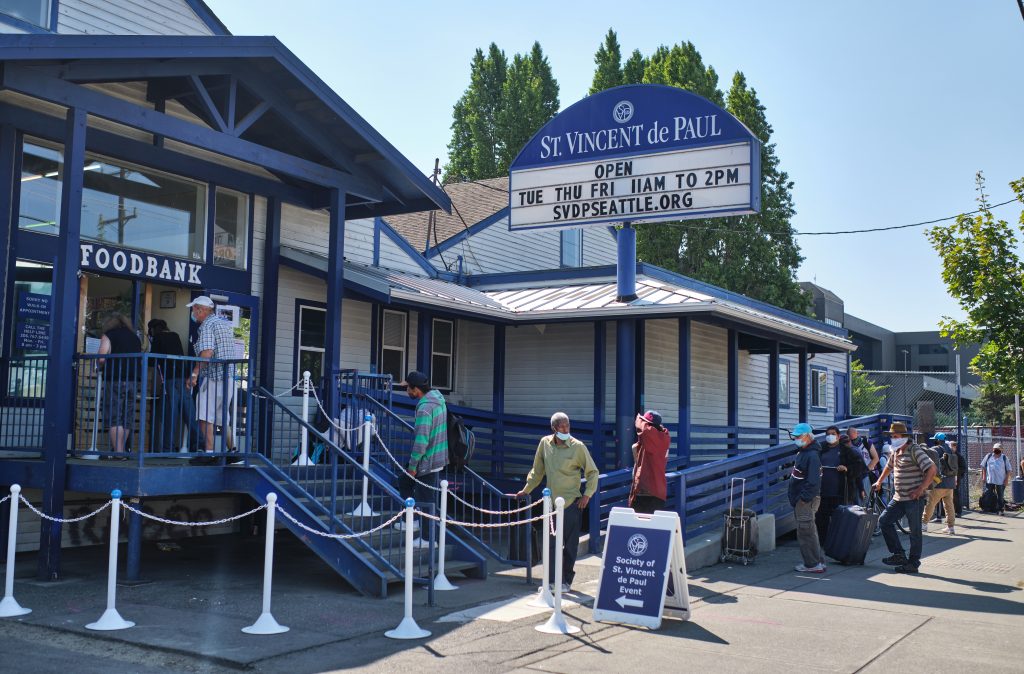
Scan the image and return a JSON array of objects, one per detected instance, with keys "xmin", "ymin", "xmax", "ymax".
[{"xmin": 0, "ymin": 508, "xmax": 1021, "ymax": 673}]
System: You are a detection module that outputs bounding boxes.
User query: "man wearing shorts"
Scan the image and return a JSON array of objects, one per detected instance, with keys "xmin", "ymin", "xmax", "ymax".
[{"xmin": 186, "ymin": 296, "xmax": 237, "ymax": 456}]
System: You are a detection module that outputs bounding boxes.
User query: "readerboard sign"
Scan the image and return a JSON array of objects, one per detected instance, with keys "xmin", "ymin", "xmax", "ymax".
[
  {"xmin": 509, "ymin": 84, "xmax": 761, "ymax": 231},
  {"xmin": 593, "ymin": 508, "xmax": 690, "ymax": 629}
]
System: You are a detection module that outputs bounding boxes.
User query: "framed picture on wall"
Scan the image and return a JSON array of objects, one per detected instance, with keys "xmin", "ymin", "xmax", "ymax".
[
  {"xmin": 216, "ymin": 304, "xmax": 240, "ymax": 327},
  {"xmin": 159, "ymin": 291, "xmax": 176, "ymax": 309}
]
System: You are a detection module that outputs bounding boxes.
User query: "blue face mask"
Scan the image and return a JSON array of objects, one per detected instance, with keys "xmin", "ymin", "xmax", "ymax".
[
  {"xmin": 190, "ymin": 312, "xmax": 197, "ymax": 323},
  {"xmin": 555, "ymin": 432, "xmax": 571, "ymax": 442}
]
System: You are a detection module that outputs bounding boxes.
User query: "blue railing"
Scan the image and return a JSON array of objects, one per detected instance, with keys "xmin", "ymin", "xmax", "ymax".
[{"xmin": 0, "ymin": 354, "xmax": 48, "ymax": 452}]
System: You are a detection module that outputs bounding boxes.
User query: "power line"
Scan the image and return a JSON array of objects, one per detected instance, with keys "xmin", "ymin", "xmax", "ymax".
[{"xmin": 795, "ymin": 198, "xmax": 1018, "ymax": 236}]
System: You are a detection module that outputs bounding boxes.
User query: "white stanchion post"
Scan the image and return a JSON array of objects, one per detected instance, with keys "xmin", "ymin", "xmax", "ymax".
[
  {"xmin": 536, "ymin": 497, "xmax": 579, "ymax": 635},
  {"xmin": 528, "ymin": 488, "xmax": 554, "ymax": 608},
  {"xmin": 84, "ymin": 369, "xmax": 102, "ymax": 460},
  {"xmin": 243, "ymin": 493, "xmax": 289, "ymax": 634},
  {"xmin": 0, "ymin": 485, "xmax": 30, "ymax": 618},
  {"xmin": 294, "ymin": 371, "xmax": 312, "ymax": 466},
  {"xmin": 349, "ymin": 414, "xmax": 378, "ymax": 516},
  {"xmin": 385, "ymin": 498, "xmax": 431, "ymax": 640},
  {"xmin": 433, "ymin": 480, "xmax": 458, "ymax": 591},
  {"xmin": 86, "ymin": 490, "xmax": 134, "ymax": 630}
]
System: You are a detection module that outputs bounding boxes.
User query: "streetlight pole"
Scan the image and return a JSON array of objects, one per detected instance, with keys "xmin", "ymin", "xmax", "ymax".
[{"xmin": 901, "ymin": 349, "xmax": 910, "ymax": 418}]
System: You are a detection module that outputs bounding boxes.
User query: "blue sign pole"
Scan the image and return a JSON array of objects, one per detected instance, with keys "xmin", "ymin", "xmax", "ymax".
[{"xmin": 616, "ymin": 223, "xmax": 637, "ymax": 303}]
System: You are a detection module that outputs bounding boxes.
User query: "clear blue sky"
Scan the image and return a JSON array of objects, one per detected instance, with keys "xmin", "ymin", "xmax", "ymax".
[{"xmin": 208, "ymin": 0, "xmax": 1024, "ymax": 332}]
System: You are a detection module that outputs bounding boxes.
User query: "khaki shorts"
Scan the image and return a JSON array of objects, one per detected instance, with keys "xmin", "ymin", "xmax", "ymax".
[{"xmin": 196, "ymin": 378, "xmax": 235, "ymax": 425}]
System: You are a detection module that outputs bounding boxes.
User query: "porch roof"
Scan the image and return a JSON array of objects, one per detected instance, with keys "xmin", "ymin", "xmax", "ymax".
[
  {"xmin": 0, "ymin": 34, "xmax": 450, "ymax": 218},
  {"xmin": 280, "ymin": 247, "xmax": 855, "ymax": 352}
]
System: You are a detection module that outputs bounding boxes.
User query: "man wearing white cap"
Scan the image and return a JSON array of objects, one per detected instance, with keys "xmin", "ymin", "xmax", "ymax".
[{"xmin": 186, "ymin": 296, "xmax": 236, "ymax": 456}]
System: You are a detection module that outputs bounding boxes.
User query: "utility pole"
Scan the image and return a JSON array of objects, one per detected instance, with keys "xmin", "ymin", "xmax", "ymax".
[{"xmin": 1015, "ymin": 393, "xmax": 1021, "ymax": 475}]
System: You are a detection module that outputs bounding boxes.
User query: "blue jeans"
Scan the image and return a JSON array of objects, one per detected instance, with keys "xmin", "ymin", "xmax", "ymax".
[{"xmin": 879, "ymin": 496, "xmax": 925, "ymax": 567}]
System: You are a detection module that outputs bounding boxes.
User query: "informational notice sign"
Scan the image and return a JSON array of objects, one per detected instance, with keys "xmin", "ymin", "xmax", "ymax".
[
  {"xmin": 593, "ymin": 507, "xmax": 691, "ymax": 629},
  {"xmin": 509, "ymin": 84, "xmax": 760, "ymax": 231},
  {"xmin": 16, "ymin": 321, "xmax": 50, "ymax": 351},
  {"xmin": 17, "ymin": 292, "xmax": 51, "ymax": 319}
]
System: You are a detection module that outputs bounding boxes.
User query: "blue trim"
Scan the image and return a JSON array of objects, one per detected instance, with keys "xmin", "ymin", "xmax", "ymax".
[
  {"xmin": 0, "ymin": 11, "xmax": 50, "ymax": 34},
  {"xmin": 677, "ymin": 317, "xmax": 691, "ymax": 464},
  {"xmin": 593, "ymin": 321, "xmax": 606, "ymax": 471},
  {"xmin": 810, "ymin": 365, "xmax": 829, "ymax": 412},
  {"xmin": 727, "ymin": 329, "xmax": 738, "ymax": 427},
  {"xmin": 48, "ymin": 0, "xmax": 57, "ymax": 32},
  {"xmin": 493, "ymin": 324, "xmax": 506, "ymax": 476},
  {"xmin": 368, "ymin": 303, "xmax": 380, "ymax": 373},
  {"xmin": 635, "ymin": 318, "xmax": 645, "ymax": 413},
  {"xmin": 258, "ymin": 197, "xmax": 281, "ymax": 391},
  {"xmin": 778, "ymin": 358, "xmax": 792, "ymax": 409},
  {"xmin": 615, "ymin": 318, "xmax": 636, "ymax": 469},
  {"xmin": 378, "ymin": 217, "xmax": 438, "ymax": 278},
  {"xmin": 425, "ymin": 207, "xmax": 508, "ymax": 259},
  {"xmin": 416, "ymin": 311, "xmax": 431, "ymax": 374},
  {"xmin": 372, "ymin": 217, "xmax": 382, "ymax": 267},
  {"xmin": 324, "ymin": 189, "xmax": 345, "ymax": 419},
  {"xmin": 204, "ymin": 182, "xmax": 217, "ymax": 267},
  {"xmin": 183, "ymin": 0, "xmax": 233, "ymax": 36},
  {"xmin": 768, "ymin": 340, "xmax": 780, "ymax": 431},
  {"xmin": 798, "ymin": 348, "xmax": 809, "ymax": 423},
  {"xmin": 292, "ymin": 298, "xmax": 328, "ymax": 395},
  {"xmin": 0, "ymin": 125, "xmax": 16, "ymax": 354}
]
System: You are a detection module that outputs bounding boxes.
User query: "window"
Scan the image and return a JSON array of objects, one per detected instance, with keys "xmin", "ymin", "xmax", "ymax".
[
  {"xmin": 7, "ymin": 260, "xmax": 52, "ymax": 397},
  {"xmin": 560, "ymin": 229, "xmax": 582, "ymax": 267},
  {"xmin": 917, "ymin": 343, "xmax": 948, "ymax": 355},
  {"xmin": 431, "ymin": 318, "xmax": 455, "ymax": 391},
  {"xmin": 778, "ymin": 361, "xmax": 791, "ymax": 408},
  {"xmin": 379, "ymin": 310, "xmax": 407, "ymax": 385},
  {"xmin": 811, "ymin": 368, "xmax": 828, "ymax": 409},
  {"xmin": 1, "ymin": 0, "xmax": 51, "ymax": 28},
  {"xmin": 295, "ymin": 303, "xmax": 326, "ymax": 386},
  {"xmin": 81, "ymin": 153, "xmax": 207, "ymax": 261},
  {"xmin": 19, "ymin": 140, "xmax": 63, "ymax": 235},
  {"xmin": 213, "ymin": 188, "xmax": 249, "ymax": 269}
]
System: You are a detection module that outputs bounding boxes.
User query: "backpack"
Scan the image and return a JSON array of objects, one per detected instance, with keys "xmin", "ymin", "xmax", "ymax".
[
  {"xmin": 446, "ymin": 411, "xmax": 475, "ymax": 470},
  {"xmin": 979, "ymin": 485, "xmax": 1000, "ymax": 513},
  {"xmin": 939, "ymin": 449, "xmax": 959, "ymax": 479},
  {"xmin": 921, "ymin": 446, "xmax": 942, "ymax": 488}
]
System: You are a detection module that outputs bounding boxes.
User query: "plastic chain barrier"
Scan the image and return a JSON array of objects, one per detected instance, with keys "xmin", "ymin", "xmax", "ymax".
[
  {"xmin": 121, "ymin": 502, "xmax": 267, "ymax": 527},
  {"xmin": 309, "ymin": 386, "xmax": 374, "ymax": 434},
  {"xmin": 19, "ymin": 495, "xmax": 112, "ymax": 522},
  {"xmin": 251, "ymin": 380, "xmax": 304, "ymax": 400},
  {"xmin": 374, "ymin": 430, "xmax": 543, "ymax": 515},
  {"xmin": 276, "ymin": 507, "xmax": 404, "ymax": 539}
]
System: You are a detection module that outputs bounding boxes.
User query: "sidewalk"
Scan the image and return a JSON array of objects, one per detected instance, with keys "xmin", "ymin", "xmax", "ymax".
[{"xmin": 1, "ymin": 509, "xmax": 1021, "ymax": 673}]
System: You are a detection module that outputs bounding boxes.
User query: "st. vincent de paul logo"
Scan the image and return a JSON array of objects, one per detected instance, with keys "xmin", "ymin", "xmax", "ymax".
[
  {"xmin": 613, "ymin": 100, "xmax": 634, "ymax": 124},
  {"xmin": 627, "ymin": 533, "xmax": 648, "ymax": 557}
]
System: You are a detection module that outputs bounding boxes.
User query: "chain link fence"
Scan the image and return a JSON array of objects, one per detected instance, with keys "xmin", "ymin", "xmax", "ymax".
[{"xmin": 858, "ymin": 370, "xmax": 966, "ymax": 433}]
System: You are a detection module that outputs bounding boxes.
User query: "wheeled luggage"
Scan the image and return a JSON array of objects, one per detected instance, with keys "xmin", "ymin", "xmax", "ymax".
[
  {"xmin": 824, "ymin": 503, "xmax": 878, "ymax": 565},
  {"xmin": 721, "ymin": 478, "xmax": 758, "ymax": 565}
]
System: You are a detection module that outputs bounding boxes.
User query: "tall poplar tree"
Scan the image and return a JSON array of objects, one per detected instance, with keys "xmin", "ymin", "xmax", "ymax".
[
  {"xmin": 590, "ymin": 29, "xmax": 623, "ymax": 94},
  {"xmin": 445, "ymin": 42, "xmax": 559, "ymax": 181}
]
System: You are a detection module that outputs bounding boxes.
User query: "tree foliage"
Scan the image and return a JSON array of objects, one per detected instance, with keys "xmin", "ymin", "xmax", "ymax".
[
  {"xmin": 588, "ymin": 32, "xmax": 810, "ymax": 313},
  {"xmin": 445, "ymin": 42, "xmax": 559, "ymax": 182},
  {"xmin": 851, "ymin": 359, "xmax": 889, "ymax": 416},
  {"xmin": 968, "ymin": 380, "xmax": 1017, "ymax": 426},
  {"xmin": 927, "ymin": 174, "xmax": 1024, "ymax": 393}
]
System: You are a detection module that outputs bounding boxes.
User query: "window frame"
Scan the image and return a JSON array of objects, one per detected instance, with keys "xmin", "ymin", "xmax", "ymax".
[
  {"xmin": 292, "ymin": 299, "xmax": 327, "ymax": 395},
  {"xmin": 810, "ymin": 366, "xmax": 828, "ymax": 411},
  {"xmin": 560, "ymin": 229, "xmax": 583, "ymax": 268},
  {"xmin": 430, "ymin": 317, "xmax": 456, "ymax": 393},
  {"xmin": 211, "ymin": 186, "xmax": 251, "ymax": 271},
  {"xmin": 778, "ymin": 359, "xmax": 791, "ymax": 409},
  {"xmin": 0, "ymin": 0, "xmax": 57, "ymax": 32},
  {"xmin": 379, "ymin": 308, "xmax": 409, "ymax": 389}
]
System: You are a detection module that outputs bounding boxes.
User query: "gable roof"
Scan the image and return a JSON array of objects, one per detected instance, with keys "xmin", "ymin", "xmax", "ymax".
[{"xmin": 385, "ymin": 177, "xmax": 508, "ymax": 252}]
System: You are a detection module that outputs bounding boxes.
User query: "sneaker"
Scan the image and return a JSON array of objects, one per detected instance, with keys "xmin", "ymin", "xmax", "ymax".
[
  {"xmin": 561, "ymin": 583, "xmax": 572, "ymax": 594},
  {"xmin": 410, "ymin": 537, "xmax": 431, "ymax": 549},
  {"xmin": 921, "ymin": 523, "xmax": 930, "ymax": 533},
  {"xmin": 795, "ymin": 563, "xmax": 826, "ymax": 573},
  {"xmin": 946, "ymin": 527, "xmax": 956, "ymax": 535},
  {"xmin": 894, "ymin": 564, "xmax": 919, "ymax": 574},
  {"xmin": 882, "ymin": 553, "xmax": 908, "ymax": 566}
]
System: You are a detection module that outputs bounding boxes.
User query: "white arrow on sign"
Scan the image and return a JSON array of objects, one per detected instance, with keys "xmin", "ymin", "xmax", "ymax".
[{"xmin": 615, "ymin": 596, "xmax": 644, "ymax": 609}]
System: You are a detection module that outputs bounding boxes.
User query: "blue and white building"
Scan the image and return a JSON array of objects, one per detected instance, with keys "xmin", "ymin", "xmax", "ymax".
[{"xmin": 0, "ymin": 1, "xmax": 861, "ymax": 596}]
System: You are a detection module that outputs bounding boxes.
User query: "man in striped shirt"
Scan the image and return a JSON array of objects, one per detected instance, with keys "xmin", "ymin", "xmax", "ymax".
[{"xmin": 872, "ymin": 421, "xmax": 937, "ymax": 573}]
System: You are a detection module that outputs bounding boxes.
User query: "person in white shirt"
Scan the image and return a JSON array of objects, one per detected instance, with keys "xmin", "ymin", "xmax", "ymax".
[{"xmin": 981, "ymin": 443, "xmax": 1012, "ymax": 515}]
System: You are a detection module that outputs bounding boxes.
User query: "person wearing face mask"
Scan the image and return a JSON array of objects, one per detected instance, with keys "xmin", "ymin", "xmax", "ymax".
[
  {"xmin": 816, "ymin": 426, "xmax": 861, "ymax": 549},
  {"xmin": 787, "ymin": 423, "xmax": 825, "ymax": 573},
  {"xmin": 873, "ymin": 421, "xmax": 937, "ymax": 573},
  {"xmin": 514, "ymin": 412, "xmax": 599, "ymax": 593},
  {"xmin": 629, "ymin": 411, "xmax": 670, "ymax": 514},
  {"xmin": 847, "ymin": 427, "xmax": 879, "ymax": 505},
  {"xmin": 980, "ymin": 443, "xmax": 1012, "ymax": 515}
]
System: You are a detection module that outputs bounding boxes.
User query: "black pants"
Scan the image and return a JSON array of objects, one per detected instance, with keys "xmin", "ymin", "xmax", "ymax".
[
  {"xmin": 954, "ymin": 481, "xmax": 965, "ymax": 516},
  {"xmin": 631, "ymin": 495, "xmax": 666, "ymax": 514},
  {"xmin": 548, "ymin": 500, "xmax": 582, "ymax": 586},
  {"xmin": 815, "ymin": 496, "xmax": 842, "ymax": 547}
]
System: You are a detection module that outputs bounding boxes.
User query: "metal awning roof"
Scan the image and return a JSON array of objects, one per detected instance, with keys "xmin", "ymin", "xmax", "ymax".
[{"xmin": 280, "ymin": 247, "xmax": 855, "ymax": 352}]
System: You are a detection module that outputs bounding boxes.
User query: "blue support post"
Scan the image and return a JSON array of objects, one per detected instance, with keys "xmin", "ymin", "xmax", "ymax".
[
  {"xmin": 635, "ymin": 319, "xmax": 645, "ymax": 414},
  {"xmin": 615, "ymin": 318, "xmax": 636, "ymax": 469},
  {"xmin": 324, "ymin": 189, "xmax": 345, "ymax": 423},
  {"xmin": 126, "ymin": 497, "xmax": 143, "ymax": 581},
  {"xmin": 769, "ymin": 340, "xmax": 780, "ymax": 443},
  {"xmin": 593, "ymin": 321, "xmax": 606, "ymax": 471},
  {"xmin": 38, "ymin": 107, "xmax": 87, "ymax": 581},
  {"xmin": 677, "ymin": 317, "xmax": 691, "ymax": 465},
  {"xmin": 258, "ymin": 198, "xmax": 281, "ymax": 391},
  {"xmin": 727, "ymin": 330, "xmax": 739, "ymax": 450},
  {"xmin": 417, "ymin": 311, "xmax": 432, "ymax": 375},
  {"xmin": 492, "ymin": 324, "xmax": 506, "ymax": 476},
  {"xmin": 0, "ymin": 125, "xmax": 15, "ymax": 342},
  {"xmin": 616, "ymin": 223, "xmax": 637, "ymax": 303},
  {"xmin": 798, "ymin": 347, "xmax": 809, "ymax": 424}
]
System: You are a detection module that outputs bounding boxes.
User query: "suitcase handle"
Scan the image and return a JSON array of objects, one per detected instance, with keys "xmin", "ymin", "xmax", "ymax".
[{"xmin": 729, "ymin": 477, "xmax": 746, "ymax": 514}]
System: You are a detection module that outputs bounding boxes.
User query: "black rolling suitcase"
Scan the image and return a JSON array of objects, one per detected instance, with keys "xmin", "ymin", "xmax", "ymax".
[{"xmin": 824, "ymin": 503, "xmax": 878, "ymax": 565}]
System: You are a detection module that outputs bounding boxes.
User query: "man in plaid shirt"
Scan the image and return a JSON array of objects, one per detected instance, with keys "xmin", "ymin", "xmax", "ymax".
[{"xmin": 186, "ymin": 296, "xmax": 237, "ymax": 454}]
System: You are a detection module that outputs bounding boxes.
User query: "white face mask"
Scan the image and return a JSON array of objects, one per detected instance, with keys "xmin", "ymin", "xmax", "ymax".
[
  {"xmin": 555, "ymin": 432, "xmax": 571, "ymax": 442},
  {"xmin": 825, "ymin": 434, "xmax": 838, "ymax": 444},
  {"xmin": 890, "ymin": 437, "xmax": 908, "ymax": 450}
]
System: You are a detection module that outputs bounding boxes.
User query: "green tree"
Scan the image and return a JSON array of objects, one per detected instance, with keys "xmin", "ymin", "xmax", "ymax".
[
  {"xmin": 445, "ymin": 42, "xmax": 559, "ymax": 181},
  {"xmin": 622, "ymin": 49, "xmax": 646, "ymax": 84},
  {"xmin": 927, "ymin": 173, "xmax": 1024, "ymax": 393},
  {"xmin": 851, "ymin": 359, "xmax": 889, "ymax": 416},
  {"xmin": 969, "ymin": 380, "xmax": 1016, "ymax": 425},
  {"xmin": 590, "ymin": 29, "xmax": 622, "ymax": 94}
]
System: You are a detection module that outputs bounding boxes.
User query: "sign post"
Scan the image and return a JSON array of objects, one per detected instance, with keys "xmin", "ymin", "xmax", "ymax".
[{"xmin": 592, "ymin": 507, "xmax": 690, "ymax": 629}]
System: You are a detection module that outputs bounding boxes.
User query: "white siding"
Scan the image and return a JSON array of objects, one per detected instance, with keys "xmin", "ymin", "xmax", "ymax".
[
  {"xmin": 779, "ymin": 355, "xmax": 800, "ymax": 431},
  {"xmin": 443, "ymin": 215, "xmax": 618, "ymax": 275},
  {"xmin": 250, "ymin": 196, "xmax": 267, "ymax": 298},
  {"xmin": 691, "ymin": 322, "xmax": 728, "ymax": 426},
  {"xmin": 378, "ymin": 233, "xmax": 432, "ymax": 275},
  {"xmin": 344, "ymin": 218, "xmax": 375, "ymax": 266},
  {"xmin": 738, "ymin": 350, "xmax": 770, "ymax": 428},
  {"xmin": 808, "ymin": 351, "xmax": 849, "ymax": 428},
  {"xmin": 57, "ymin": 0, "xmax": 215, "ymax": 36},
  {"xmin": 281, "ymin": 204, "xmax": 330, "ymax": 258},
  {"xmin": 450, "ymin": 320, "xmax": 493, "ymax": 409},
  {"xmin": 643, "ymin": 319, "xmax": 678, "ymax": 425},
  {"xmin": 505, "ymin": 322, "xmax": 595, "ymax": 420}
]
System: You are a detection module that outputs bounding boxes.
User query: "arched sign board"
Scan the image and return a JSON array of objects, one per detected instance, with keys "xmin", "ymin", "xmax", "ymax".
[{"xmin": 509, "ymin": 84, "xmax": 761, "ymax": 231}]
